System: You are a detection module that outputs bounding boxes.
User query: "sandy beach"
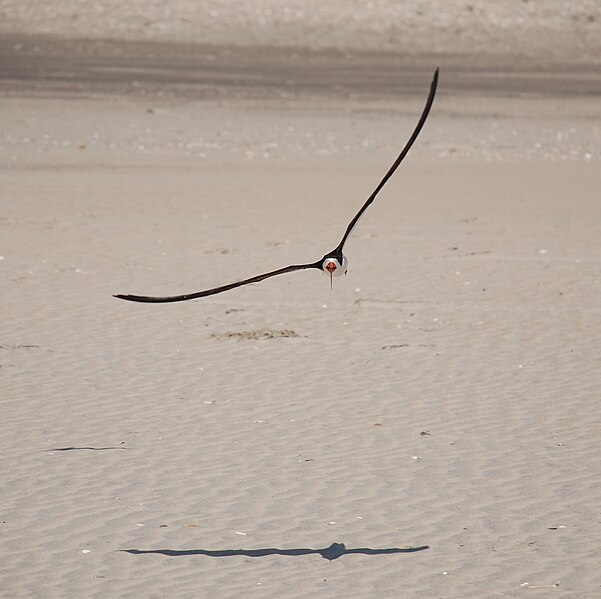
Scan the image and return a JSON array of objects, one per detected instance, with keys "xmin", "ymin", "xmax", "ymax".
[{"xmin": 1, "ymin": 2, "xmax": 601, "ymax": 597}]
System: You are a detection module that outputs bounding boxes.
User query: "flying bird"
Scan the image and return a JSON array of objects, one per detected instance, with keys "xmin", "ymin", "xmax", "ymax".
[{"xmin": 114, "ymin": 68, "xmax": 439, "ymax": 304}]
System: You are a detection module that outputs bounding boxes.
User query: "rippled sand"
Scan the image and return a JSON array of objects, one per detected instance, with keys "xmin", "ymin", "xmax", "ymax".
[{"xmin": 1, "ymin": 7, "xmax": 600, "ymax": 598}]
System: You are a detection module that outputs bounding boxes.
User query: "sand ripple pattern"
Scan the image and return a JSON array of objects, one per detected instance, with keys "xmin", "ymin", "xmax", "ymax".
[{"xmin": 1, "ymin": 136, "xmax": 600, "ymax": 596}]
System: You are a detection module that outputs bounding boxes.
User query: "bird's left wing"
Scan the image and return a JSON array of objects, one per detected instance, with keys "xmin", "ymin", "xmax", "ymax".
[{"xmin": 113, "ymin": 261, "xmax": 321, "ymax": 303}]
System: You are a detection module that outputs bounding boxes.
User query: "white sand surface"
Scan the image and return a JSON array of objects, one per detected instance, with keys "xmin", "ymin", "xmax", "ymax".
[
  {"xmin": 1, "ymin": 6, "xmax": 601, "ymax": 599},
  {"xmin": 1, "ymin": 0, "xmax": 600, "ymax": 60}
]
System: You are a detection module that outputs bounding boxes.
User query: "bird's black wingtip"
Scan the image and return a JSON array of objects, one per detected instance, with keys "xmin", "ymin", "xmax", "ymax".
[{"xmin": 114, "ymin": 293, "xmax": 150, "ymax": 303}]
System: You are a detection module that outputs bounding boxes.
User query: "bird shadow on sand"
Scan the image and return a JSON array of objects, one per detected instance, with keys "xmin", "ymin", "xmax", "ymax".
[
  {"xmin": 121, "ymin": 542, "xmax": 429, "ymax": 561},
  {"xmin": 45, "ymin": 446, "xmax": 126, "ymax": 452}
]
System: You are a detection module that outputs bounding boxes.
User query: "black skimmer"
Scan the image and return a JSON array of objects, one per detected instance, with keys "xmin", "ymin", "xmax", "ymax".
[{"xmin": 114, "ymin": 68, "xmax": 438, "ymax": 304}]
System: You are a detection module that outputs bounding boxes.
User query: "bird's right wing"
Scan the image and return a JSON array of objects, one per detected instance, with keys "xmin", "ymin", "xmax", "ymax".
[
  {"xmin": 335, "ymin": 68, "xmax": 439, "ymax": 252},
  {"xmin": 113, "ymin": 261, "xmax": 321, "ymax": 303}
]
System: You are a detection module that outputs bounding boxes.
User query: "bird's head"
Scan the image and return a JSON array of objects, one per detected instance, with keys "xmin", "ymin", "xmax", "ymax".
[
  {"xmin": 322, "ymin": 255, "xmax": 348, "ymax": 288},
  {"xmin": 322, "ymin": 256, "xmax": 348, "ymax": 277}
]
